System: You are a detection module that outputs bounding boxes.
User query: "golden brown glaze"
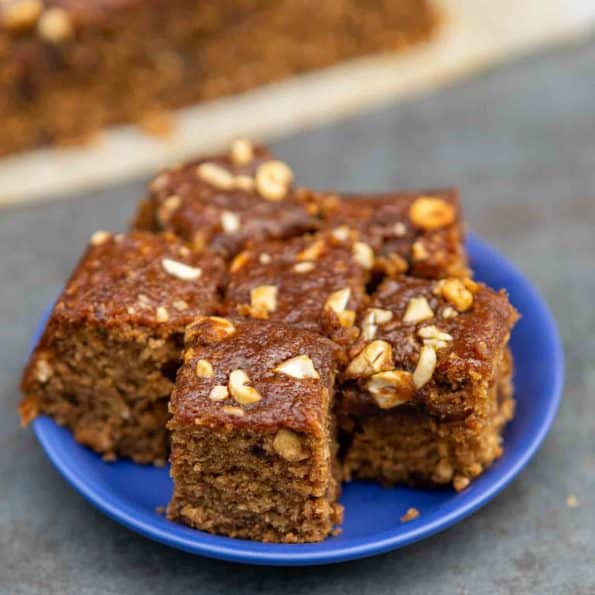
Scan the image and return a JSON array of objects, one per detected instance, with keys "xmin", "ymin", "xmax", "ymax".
[
  {"xmin": 48, "ymin": 231, "xmax": 225, "ymax": 332},
  {"xmin": 171, "ymin": 317, "xmax": 341, "ymax": 433},
  {"xmin": 224, "ymin": 232, "xmax": 370, "ymax": 335},
  {"xmin": 321, "ymin": 190, "xmax": 468, "ymax": 279},
  {"xmin": 133, "ymin": 145, "xmax": 322, "ymax": 259},
  {"xmin": 340, "ymin": 276, "xmax": 519, "ymax": 421}
]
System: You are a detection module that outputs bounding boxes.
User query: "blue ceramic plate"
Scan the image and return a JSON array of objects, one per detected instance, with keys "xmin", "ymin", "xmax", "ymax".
[{"xmin": 31, "ymin": 234, "xmax": 564, "ymax": 566}]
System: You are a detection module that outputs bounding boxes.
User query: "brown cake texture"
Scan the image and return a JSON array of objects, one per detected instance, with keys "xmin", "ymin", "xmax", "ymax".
[
  {"xmin": 337, "ymin": 276, "xmax": 518, "ymax": 489},
  {"xmin": 19, "ymin": 140, "xmax": 520, "ymax": 543},
  {"xmin": 20, "ymin": 231, "xmax": 225, "ymax": 463},
  {"xmin": 132, "ymin": 141, "xmax": 322, "ymax": 259},
  {"xmin": 167, "ymin": 316, "xmax": 343, "ymax": 542},
  {"xmin": 320, "ymin": 190, "xmax": 468, "ymax": 279},
  {"xmin": 0, "ymin": 0, "xmax": 437, "ymax": 156},
  {"xmin": 224, "ymin": 230, "xmax": 372, "ymax": 342}
]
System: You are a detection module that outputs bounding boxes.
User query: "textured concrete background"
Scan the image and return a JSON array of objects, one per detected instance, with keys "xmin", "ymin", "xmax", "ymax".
[{"xmin": 2, "ymin": 38, "xmax": 594, "ymax": 595}]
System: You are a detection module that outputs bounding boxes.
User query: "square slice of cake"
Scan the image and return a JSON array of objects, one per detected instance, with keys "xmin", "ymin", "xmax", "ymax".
[
  {"xmin": 20, "ymin": 231, "xmax": 225, "ymax": 464},
  {"xmin": 224, "ymin": 231, "xmax": 371, "ymax": 342},
  {"xmin": 132, "ymin": 140, "xmax": 322, "ymax": 259},
  {"xmin": 321, "ymin": 190, "xmax": 468, "ymax": 279},
  {"xmin": 338, "ymin": 275, "xmax": 518, "ymax": 490},
  {"xmin": 167, "ymin": 316, "xmax": 343, "ymax": 542}
]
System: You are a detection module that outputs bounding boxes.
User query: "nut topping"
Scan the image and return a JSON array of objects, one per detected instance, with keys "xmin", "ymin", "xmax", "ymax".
[
  {"xmin": 353, "ymin": 242, "xmax": 375, "ymax": 270},
  {"xmin": 229, "ymin": 370, "xmax": 262, "ymax": 405},
  {"xmin": 208, "ymin": 385, "xmax": 228, "ymax": 401},
  {"xmin": 366, "ymin": 370, "xmax": 415, "ymax": 409},
  {"xmin": 230, "ymin": 138, "xmax": 254, "ymax": 165},
  {"xmin": 1, "ymin": 0, "xmax": 42, "ymax": 31},
  {"xmin": 221, "ymin": 406, "xmax": 244, "ymax": 417},
  {"xmin": 155, "ymin": 306, "xmax": 169, "ymax": 323},
  {"xmin": 273, "ymin": 429, "xmax": 308, "ymax": 462},
  {"xmin": 409, "ymin": 197, "xmax": 456, "ymax": 230},
  {"xmin": 361, "ymin": 308, "xmax": 393, "ymax": 340},
  {"xmin": 296, "ymin": 239, "xmax": 325, "ymax": 261},
  {"xmin": 255, "ymin": 161, "xmax": 293, "ymax": 201},
  {"xmin": 292, "ymin": 261, "xmax": 315, "ymax": 273},
  {"xmin": 196, "ymin": 162, "xmax": 235, "ymax": 190},
  {"xmin": 196, "ymin": 359, "xmax": 214, "ymax": 378},
  {"xmin": 441, "ymin": 306, "xmax": 458, "ymax": 319},
  {"xmin": 35, "ymin": 359, "xmax": 52, "ymax": 383},
  {"xmin": 157, "ymin": 194, "xmax": 181, "ymax": 223},
  {"xmin": 331, "ymin": 226, "xmax": 352, "ymax": 242},
  {"xmin": 393, "ymin": 222, "xmax": 407, "ymax": 237},
  {"xmin": 411, "ymin": 240, "xmax": 429, "ymax": 261},
  {"xmin": 378, "ymin": 253, "xmax": 409, "ymax": 277},
  {"xmin": 403, "ymin": 296, "xmax": 434, "ymax": 324},
  {"xmin": 418, "ymin": 325, "xmax": 453, "ymax": 349},
  {"xmin": 230, "ymin": 251, "xmax": 250, "ymax": 273},
  {"xmin": 185, "ymin": 316, "xmax": 236, "ymax": 344},
  {"xmin": 259, "ymin": 253, "xmax": 272, "ymax": 265},
  {"xmin": 89, "ymin": 230, "xmax": 111, "ymax": 246},
  {"xmin": 367, "ymin": 308, "xmax": 394, "ymax": 325},
  {"xmin": 274, "ymin": 355, "xmax": 319, "ymax": 380},
  {"xmin": 345, "ymin": 340, "xmax": 394, "ymax": 378},
  {"xmin": 324, "ymin": 288, "xmax": 355, "ymax": 327},
  {"xmin": 173, "ymin": 299, "xmax": 189, "ymax": 311},
  {"xmin": 234, "ymin": 175, "xmax": 255, "ymax": 192},
  {"xmin": 413, "ymin": 344, "xmax": 437, "ymax": 388},
  {"xmin": 162, "ymin": 258, "xmax": 202, "ymax": 281},
  {"xmin": 221, "ymin": 210, "xmax": 240, "ymax": 234},
  {"xmin": 38, "ymin": 7, "xmax": 72, "ymax": 43},
  {"xmin": 439, "ymin": 278, "xmax": 474, "ymax": 312},
  {"xmin": 249, "ymin": 285, "xmax": 278, "ymax": 318}
]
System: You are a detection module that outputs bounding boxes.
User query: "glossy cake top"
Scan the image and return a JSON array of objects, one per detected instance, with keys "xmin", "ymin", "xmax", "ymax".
[
  {"xmin": 321, "ymin": 189, "xmax": 467, "ymax": 279},
  {"xmin": 224, "ymin": 231, "xmax": 371, "ymax": 336},
  {"xmin": 51, "ymin": 231, "xmax": 224, "ymax": 332},
  {"xmin": 136, "ymin": 140, "xmax": 322, "ymax": 258},
  {"xmin": 171, "ymin": 317, "xmax": 341, "ymax": 433},
  {"xmin": 341, "ymin": 276, "xmax": 519, "ymax": 418}
]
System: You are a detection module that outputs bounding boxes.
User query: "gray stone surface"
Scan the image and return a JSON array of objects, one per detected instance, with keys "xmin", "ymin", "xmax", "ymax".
[{"xmin": 2, "ymin": 38, "xmax": 594, "ymax": 595}]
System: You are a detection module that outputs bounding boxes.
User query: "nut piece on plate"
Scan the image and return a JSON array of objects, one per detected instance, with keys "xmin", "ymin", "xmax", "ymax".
[{"xmin": 168, "ymin": 318, "xmax": 343, "ymax": 543}]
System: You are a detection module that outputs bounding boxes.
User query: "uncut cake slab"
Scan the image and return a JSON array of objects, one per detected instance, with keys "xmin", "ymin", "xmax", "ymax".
[
  {"xmin": 16, "ymin": 138, "xmax": 547, "ymax": 554},
  {"xmin": 2, "ymin": 0, "xmax": 594, "ymax": 205}
]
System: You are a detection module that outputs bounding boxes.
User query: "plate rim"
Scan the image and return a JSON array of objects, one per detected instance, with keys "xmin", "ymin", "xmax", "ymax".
[{"xmin": 31, "ymin": 233, "xmax": 565, "ymax": 566}]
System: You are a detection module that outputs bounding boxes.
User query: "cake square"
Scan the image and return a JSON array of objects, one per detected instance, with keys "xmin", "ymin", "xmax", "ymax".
[
  {"xmin": 321, "ymin": 190, "xmax": 468, "ymax": 279},
  {"xmin": 224, "ymin": 231, "xmax": 371, "ymax": 342},
  {"xmin": 132, "ymin": 140, "xmax": 322, "ymax": 259},
  {"xmin": 338, "ymin": 275, "xmax": 518, "ymax": 489},
  {"xmin": 20, "ymin": 231, "xmax": 225, "ymax": 464},
  {"xmin": 167, "ymin": 316, "xmax": 343, "ymax": 542}
]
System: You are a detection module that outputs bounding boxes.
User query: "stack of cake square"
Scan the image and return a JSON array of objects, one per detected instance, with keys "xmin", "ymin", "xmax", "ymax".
[{"xmin": 21, "ymin": 139, "xmax": 518, "ymax": 543}]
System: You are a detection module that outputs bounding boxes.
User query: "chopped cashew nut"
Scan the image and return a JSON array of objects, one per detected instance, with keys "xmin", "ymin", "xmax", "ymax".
[
  {"xmin": 403, "ymin": 296, "xmax": 434, "ymax": 324},
  {"xmin": 366, "ymin": 370, "xmax": 415, "ymax": 409},
  {"xmin": 413, "ymin": 345, "xmax": 437, "ymax": 388},
  {"xmin": 161, "ymin": 258, "xmax": 201, "ymax": 281},
  {"xmin": 229, "ymin": 370, "xmax": 262, "ymax": 405},
  {"xmin": 345, "ymin": 340, "xmax": 394, "ymax": 378},
  {"xmin": 274, "ymin": 355, "xmax": 319, "ymax": 379},
  {"xmin": 273, "ymin": 429, "xmax": 308, "ymax": 461}
]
